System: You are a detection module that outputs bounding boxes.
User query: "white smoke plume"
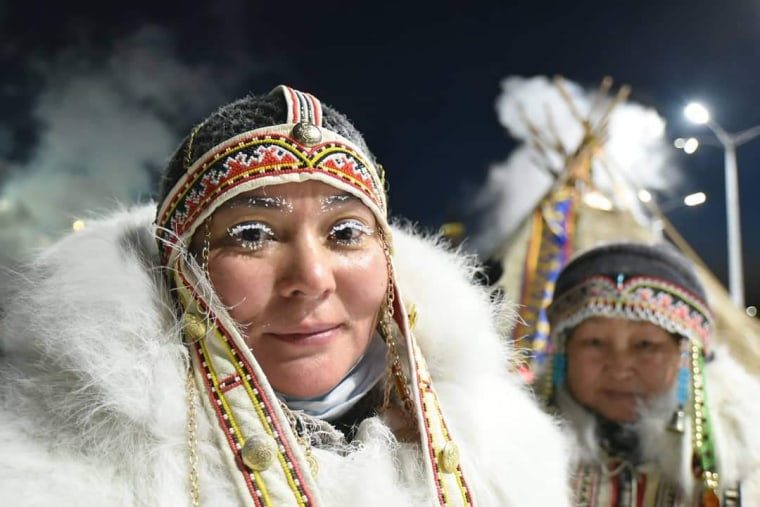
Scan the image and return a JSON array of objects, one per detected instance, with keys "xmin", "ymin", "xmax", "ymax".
[
  {"xmin": 0, "ymin": 26, "xmax": 249, "ymax": 262},
  {"xmin": 0, "ymin": 26, "xmax": 256, "ymax": 302},
  {"xmin": 470, "ymin": 75, "xmax": 680, "ymax": 256}
]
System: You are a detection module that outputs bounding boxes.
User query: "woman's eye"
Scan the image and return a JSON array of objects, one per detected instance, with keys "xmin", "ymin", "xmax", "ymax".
[
  {"xmin": 330, "ymin": 220, "xmax": 374, "ymax": 246},
  {"xmin": 226, "ymin": 222, "xmax": 275, "ymax": 250},
  {"xmin": 634, "ymin": 340, "xmax": 655, "ymax": 350},
  {"xmin": 582, "ymin": 337, "xmax": 604, "ymax": 348}
]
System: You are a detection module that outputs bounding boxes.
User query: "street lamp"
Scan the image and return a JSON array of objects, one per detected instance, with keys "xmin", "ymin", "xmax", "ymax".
[
  {"xmin": 682, "ymin": 191, "xmax": 707, "ymax": 208},
  {"xmin": 637, "ymin": 190, "xmax": 706, "ymax": 212},
  {"xmin": 683, "ymin": 101, "xmax": 760, "ymax": 308},
  {"xmin": 639, "ymin": 190, "xmax": 706, "ymax": 237}
]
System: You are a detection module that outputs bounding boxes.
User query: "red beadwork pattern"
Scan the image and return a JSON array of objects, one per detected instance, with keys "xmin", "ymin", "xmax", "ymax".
[
  {"xmin": 550, "ymin": 275, "xmax": 714, "ymax": 352},
  {"xmin": 157, "ymin": 133, "xmax": 384, "ymax": 264}
]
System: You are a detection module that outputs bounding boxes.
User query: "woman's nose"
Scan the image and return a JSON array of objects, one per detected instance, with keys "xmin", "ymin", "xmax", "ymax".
[
  {"xmin": 277, "ymin": 239, "xmax": 337, "ymax": 298},
  {"xmin": 607, "ymin": 349, "xmax": 636, "ymax": 379}
]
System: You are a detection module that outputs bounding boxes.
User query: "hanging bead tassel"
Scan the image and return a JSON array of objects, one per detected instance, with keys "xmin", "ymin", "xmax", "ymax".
[
  {"xmin": 667, "ymin": 407, "xmax": 686, "ymax": 433},
  {"xmin": 552, "ymin": 353, "xmax": 566, "ymax": 389},
  {"xmin": 689, "ymin": 341, "xmax": 721, "ymax": 506},
  {"xmin": 669, "ymin": 342, "xmax": 691, "ymax": 433}
]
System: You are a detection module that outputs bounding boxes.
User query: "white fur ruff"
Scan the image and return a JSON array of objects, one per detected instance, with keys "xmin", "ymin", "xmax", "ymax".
[
  {"xmin": 0, "ymin": 205, "xmax": 571, "ymax": 506},
  {"xmin": 556, "ymin": 346, "xmax": 760, "ymax": 503}
]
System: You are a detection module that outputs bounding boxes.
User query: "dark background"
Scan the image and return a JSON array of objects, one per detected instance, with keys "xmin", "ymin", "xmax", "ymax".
[{"xmin": 1, "ymin": 0, "xmax": 759, "ymax": 309}]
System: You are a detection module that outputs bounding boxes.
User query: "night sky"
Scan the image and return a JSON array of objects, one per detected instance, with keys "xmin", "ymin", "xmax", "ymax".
[{"xmin": 1, "ymin": 0, "xmax": 759, "ymax": 308}]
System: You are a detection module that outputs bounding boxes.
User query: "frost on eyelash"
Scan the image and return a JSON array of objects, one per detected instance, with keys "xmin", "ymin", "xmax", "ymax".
[
  {"xmin": 226, "ymin": 222, "xmax": 273, "ymax": 247},
  {"xmin": 227, "ymin": 223, "xmax": 255, "ymax": 236},
  {"xmin": 333, "ymin": 220, "xmax": 374, "ymax": 237}
]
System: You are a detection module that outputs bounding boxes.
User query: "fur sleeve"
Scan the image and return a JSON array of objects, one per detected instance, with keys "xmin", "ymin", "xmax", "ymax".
[{"xmin": 705, "ymin": 345, "xmax": 760, "ymax": 493}]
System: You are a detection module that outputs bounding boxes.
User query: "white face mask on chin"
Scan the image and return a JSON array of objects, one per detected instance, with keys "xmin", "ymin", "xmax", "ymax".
[{"xmin": 277, "ymin": 332, "xmax": 387, "ymax": 421}]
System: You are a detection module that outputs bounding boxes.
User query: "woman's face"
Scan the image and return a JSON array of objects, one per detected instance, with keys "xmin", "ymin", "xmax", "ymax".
[
  {"xmin": 203, "ymin": 180, "xmax": 388, "ymax": 398},
  {"xmin": 565, "ymin": 317, "xmax": 681, "ymax": 423}
]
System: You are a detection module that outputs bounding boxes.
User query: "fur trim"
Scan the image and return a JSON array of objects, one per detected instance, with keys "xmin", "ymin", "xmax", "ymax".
[
  {"xmin": 0, "ymin": 205, "xmax": 571, "ymax": 506},
  {"xmin": 555, "ymin": 345, "xmax": 760, "ymax": 500}
]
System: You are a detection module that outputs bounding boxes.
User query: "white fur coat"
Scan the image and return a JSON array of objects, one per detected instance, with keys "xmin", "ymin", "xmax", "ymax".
[{"xmin": 0, "ymin": 205, "xmax": 571, "ymax": 506}]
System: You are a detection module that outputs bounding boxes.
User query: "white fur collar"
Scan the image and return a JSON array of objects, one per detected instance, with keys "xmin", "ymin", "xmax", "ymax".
[
  {"xmin": 0, "ymin": 204, "xmax": 572, "ymax": 506},
  {"xmin": 555, "ymin": 347, "xmax": 760, "ymax": 497}
]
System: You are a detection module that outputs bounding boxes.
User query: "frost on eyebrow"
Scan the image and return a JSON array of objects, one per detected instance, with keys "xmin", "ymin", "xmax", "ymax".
[
  {"xmin": 320, "ymin": 193, "xmax": 356, "ymax": 211},
  {"xmin": 224, "ymin": 195, "xmax": 294, "ymax": 213}
]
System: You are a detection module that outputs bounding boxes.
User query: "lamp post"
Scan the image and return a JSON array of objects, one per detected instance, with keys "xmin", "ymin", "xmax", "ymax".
[{"xmin": 684, "ymin": 102, "xmax": 760, "ymax": 308}]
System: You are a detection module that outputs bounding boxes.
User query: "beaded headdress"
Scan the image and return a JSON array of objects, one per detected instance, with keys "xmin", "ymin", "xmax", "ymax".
[
  {"xmin": 154, "ymin": 86, "xmax": 473, "ymax": 506},
  {"xmin": 542, "ymin": 240, "xmax": 721, "ymax": 501}
]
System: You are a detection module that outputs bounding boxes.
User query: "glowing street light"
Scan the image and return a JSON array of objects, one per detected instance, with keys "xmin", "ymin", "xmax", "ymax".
[
  {"xmin": 683, "ymin": 101, "xmax": 760, "ymax": 308},
  {"xmin": 684, "ymin": 102, "xmax": 710, "ymax": 124},
  {"xmin": 641, "ymin": 189, "xmax": 706, "ymax": 237},
  {"xmin": 683, "ymin": 191, "xmax": 706, "ymax": 207},
  {"xmin": 582, "ymin": 190, "xmax": 613, "ymax": 211},
  {"xmin": 637, "ymin": 189, "xmax": 652, "ymax": 203},
  {"xmin": 674, "ymin": 137, "xmax": 700, "ymax": 154},
  {"xmin": 647, "ymin": 191, "xmax": 707, "ymax": 214}
]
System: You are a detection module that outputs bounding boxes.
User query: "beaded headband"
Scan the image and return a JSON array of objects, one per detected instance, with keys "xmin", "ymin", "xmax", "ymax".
[
  {"xmin": 155, "ymin": 85, "xmax": 388, "ymax": 265},
  {"xmin": 547, "ymin": 273, "xmax": 714, "ymax": 354}
]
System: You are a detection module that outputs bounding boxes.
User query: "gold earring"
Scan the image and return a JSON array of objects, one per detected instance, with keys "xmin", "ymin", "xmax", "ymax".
[
  {"xmin": 201, "ymin": 219, "xmax": 212, "ymax": 282},
  {"xmin": 184, "ymin": 121, "xmax": 206, "ymax": 172}
]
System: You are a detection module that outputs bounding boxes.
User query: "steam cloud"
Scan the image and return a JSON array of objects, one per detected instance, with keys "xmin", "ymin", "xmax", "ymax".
[
  {"xmin": 0, "ymin": 26, "xmax": 253, "ymax": 300},
  {"xmin": 469, "ymin": 75, "xmax": 681, "ymax": 256}
]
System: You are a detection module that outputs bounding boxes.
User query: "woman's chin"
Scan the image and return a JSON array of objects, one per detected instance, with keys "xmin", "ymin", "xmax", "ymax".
[
  {"xmin": 272, "ymin": 376, "xmax": 340, "ymax": 399},
  {"xmin": 598, "ymin": 407, "xmax": 637, "ymax": 424}
]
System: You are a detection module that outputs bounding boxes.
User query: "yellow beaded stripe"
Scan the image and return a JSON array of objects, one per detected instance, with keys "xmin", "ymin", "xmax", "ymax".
[
  {"xmin": 199, "ymin": 336, "xmax": 313, "ymax": 506},
  {"xmin": 191, "ymin": 317, "xmax": 311, "ymax": 506},
  {"xmin": 193, "ymin": 337, "xmax": 275, "ymax": 506},
  {"xmin": 420, "ymin": 375, "xmax": 473, "ymax": 506},
  {"xmin": 177, "ymin": 266, "xmax": 315, "ymax": 506},
  {"xmin": 690, "ymin": 340, "xmax": 720, "ymax": 498},
  {"xmin": 217, "ymin": 328, "xmax": 313, "ymax": 504},
  {"xmin": 392, "ymin": 292, "xmax": 474, "ymax": 506}
]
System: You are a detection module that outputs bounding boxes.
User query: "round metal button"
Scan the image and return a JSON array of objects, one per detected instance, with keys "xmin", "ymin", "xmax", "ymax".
[
  {"xmin": 437, "ymin": 441, "xmax": 460, "ymax": 474},
  {"xmin": 291, "ymin": 121, "xmax": 322, "ymax": 146},
  {"xmin": 183, "ymin": 313, "xmax": 207, "ymax": 342},
  {"xmin": 241, "ymin": 434, "xmax": 278, "ymax": 471}
]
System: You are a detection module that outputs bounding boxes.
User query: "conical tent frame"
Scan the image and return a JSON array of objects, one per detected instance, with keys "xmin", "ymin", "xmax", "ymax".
[{"xmin": 489, "ymin": 75, "xmax": 760, "ymax": 378}]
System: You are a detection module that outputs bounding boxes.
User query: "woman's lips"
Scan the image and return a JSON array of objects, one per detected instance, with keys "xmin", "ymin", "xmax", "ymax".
[
  {"xmin": 602, "ymin": 390, "xmax": 639, "ymax": 400},
  {"xmin": 267, "ymin": 325, "xmax": 340, "ymax": 345}
]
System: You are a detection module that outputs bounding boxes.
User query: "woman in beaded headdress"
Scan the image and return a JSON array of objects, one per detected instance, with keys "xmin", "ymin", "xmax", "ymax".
[
  {"xmin": 540, "ymin": 240, "xmax": 760, "ymax": 506},
  {"xmin": 0, "ymin": 85, "xmax": 572, "ymax": 505}
]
